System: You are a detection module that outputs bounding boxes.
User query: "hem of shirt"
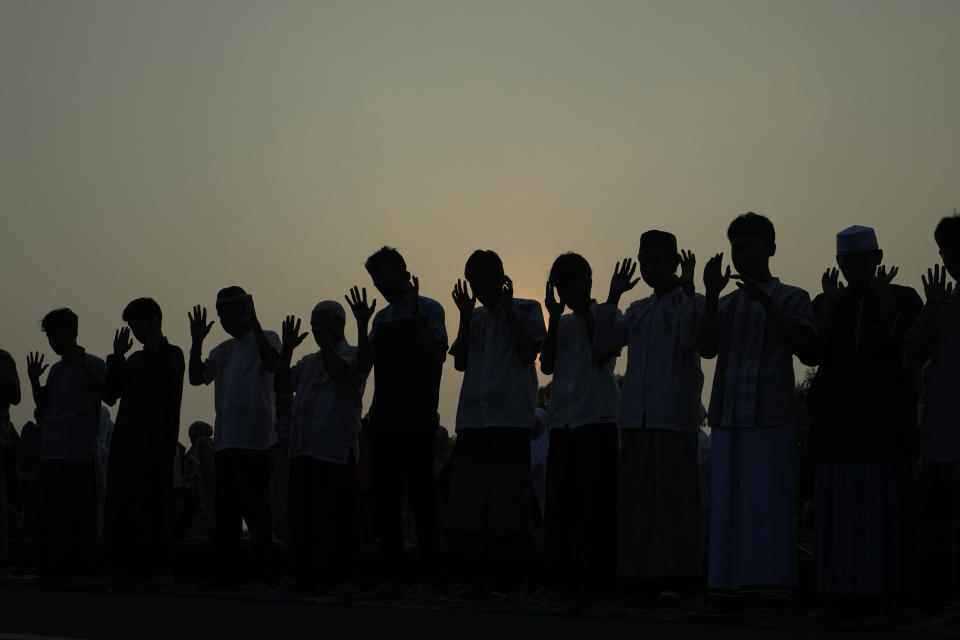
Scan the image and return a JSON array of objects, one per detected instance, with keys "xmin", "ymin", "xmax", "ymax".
[
  {"xmin": 288, "ymin": 452, "xmax": 351, "ymax": 466},
  {"xmin": 547, "ymin": 420, "xmax": 618, "ymax": 430},
  {"xmin": 455, "ymin": 422, "xmax": 533, "ymax": 431},
  {"xmin": 214, "ymin": 442, "xmax": 278, "ymax": 452},
  {"xmin": 618, "ymin": 423, "xmax": 701, "ymax": 432}
]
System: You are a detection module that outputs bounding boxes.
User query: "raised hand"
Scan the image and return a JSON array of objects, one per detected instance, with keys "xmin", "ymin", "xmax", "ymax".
[
  {"xmin": 608, "ymin": 258, "xmax": 640, "ymax": 303},
  {"xmin": 113, "ymin": 327, "xmax": 133, "ymax": 357},
  {"xmin": 188, "ymin": 305, "xmax": 215, "ymax": 344},
  {"xmin": 452, "ymin": 279, "xmax": 476, "ymax": 315},
  {"xmin": 703, "ymin": 253, "xmax": 731, "ymax": 296},
  {"xmin": 922, "ymin": 264, "xmax": 954, "ymax": 307},
  {"xmin": 281, "ymin": 315, "xmax": 309, "ymax": 353},
  {"xmin": 733, "ymin": 273, "xmax": 766, "ymax": 302},
  {"xmin": 239, "ymin": 294, "xmax": 258, "ymax": 326},
  {"xmin": 26, "ymin": 352, "xmax": 48, "ymax": 381},
  {"xmin": 872, "ymin": 265, "xmax": 899, "ymax": 289},
  {"xmin": 345, "ymin": 286, "xmax": 377, "ymax": 327},
  {"xmin": 677, "ymin": 250, "xmax": 697, "ymax": 289},
  {"xmin": 822, "ymin": 268, "xmax": 845, "ymax": 301},
  {"xmin": 408, "ymin": 275, "xmax": 421, "ymax": 316},
  {"xmin": 545, "ymin": 281, "xmax": 565, "ymax": 318},
  {"xmin": 501, "ymin": 275, "xmax": 515, "ymax": 306}
]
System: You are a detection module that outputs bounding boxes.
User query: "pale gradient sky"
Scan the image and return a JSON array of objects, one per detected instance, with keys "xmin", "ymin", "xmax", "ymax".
[{"xmin": 2, "ymin": 0, "xmax": 958, "ymax": 444}]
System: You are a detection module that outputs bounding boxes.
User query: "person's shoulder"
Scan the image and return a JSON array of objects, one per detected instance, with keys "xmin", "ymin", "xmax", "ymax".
[
  {"xmin": 890, "ymin": 283, "xmax": 921, "ymax": 302},
  {"xmin": 418, "ymin": 296, "xmax": 445, "ymax": 313},
  {"xmin": 84, "ymin": 352, "xmax": 106, "ymax": 368},
  {"xmin": 771, "ymin": 280, "xmax": 813, "ymax": 303},
  {"xmin": 262, "ymin": 329, "xmax": 281, "ymax": 343},
  {"xmin": 513, "ymin": 298, "xmax": 542, "ymax": 313},
  {"xmin": 208, "ymin": 337, "xmax": 235, "ymax": 358}
]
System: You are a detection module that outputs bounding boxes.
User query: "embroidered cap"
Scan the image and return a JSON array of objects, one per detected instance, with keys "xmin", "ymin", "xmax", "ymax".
[{"xmin": 836, "ymin": 225, "xmax": 879, "ymax": 256}]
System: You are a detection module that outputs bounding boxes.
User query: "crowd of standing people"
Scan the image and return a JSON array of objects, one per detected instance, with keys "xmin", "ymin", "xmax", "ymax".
[{"xmin": 0, "ymin": 211, "xmax": 958, "ymax": 613}]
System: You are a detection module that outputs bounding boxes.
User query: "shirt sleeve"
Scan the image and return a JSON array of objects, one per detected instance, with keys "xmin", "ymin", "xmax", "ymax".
[
  {"xmin": 680, "ymin": 294, "xmax": 706, "ymax": 350},
  {"xmin": 520, "ymin": 300, "xmax": 548, "ymax": 344},
  {"xmin": 289, "ymin": 357, "xmax": 305, "ymax": 389},
  {"xmin": 781, "ymin": 286, "xmax": 816, "ymax": 330},
  {"xmin": 593, "ymin": 303, "xmax": 627, "ymax": 356},
  {"xmin": 264, "ymin": 331, "xmax": 283, "ymax": 353},
  {"xmin": 423, "ymin": 299, "xmax": 448, "ymax": 348},
  {"xmin": 202, "ymin": 345, "xmax": 219, "ymax": 385}
]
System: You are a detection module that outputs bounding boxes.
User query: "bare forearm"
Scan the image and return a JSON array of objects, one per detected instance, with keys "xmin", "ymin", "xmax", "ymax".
[
  {"xmin": 252, "ymin": 324, "xmax": 279, "ymax": 373},
  {"xmin": 274, "ymin": 348, "xmax": 294, "ymax": 394},
  {"xmin": 451, "ymin": 315, "xmax": 471, "ymax": 372},
  {"xmin": 698, "ymin": 293, "xmax": 720, "ymax": 359},
  {"xmin": 540, "ymin": 316, "xmax": 560, "ymax": 374},
  {"xmin": 189, "ymin": 343, "xmax": 205, "ymax": 386}
]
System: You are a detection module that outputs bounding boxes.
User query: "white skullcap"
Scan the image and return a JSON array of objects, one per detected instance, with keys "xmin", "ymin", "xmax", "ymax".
[
  {"xmin": 837, "ymin": 225, "xmax": 879, "ymax": 256},
  {"xmin": 312, "ymin": 300, "xmax": 346, "ymax": 320}
]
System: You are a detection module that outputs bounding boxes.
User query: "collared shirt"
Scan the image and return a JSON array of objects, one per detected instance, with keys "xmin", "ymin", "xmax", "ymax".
[
  {"xmin": 919, "ymin": 292, "xmax": 960, "ymax": 462},
  {"xmin": 709, "ymin": 279, "xmax": 815, "ymax": 429},
  {"xmin": 287, "ymin": 340, "xmax": 367, "ymax": 465},
  {"xmin": 202, "ymin": 330, "xmax": 281, "ymax": 452},
  {"xmin": 39, "ymin": 353, "xmax": 107, "ymax": 461},
  {"xmin": 452, "ymin": 298, "xmax": 546, "ymax": 431},
  {"xmin": 546, "ymin": 302, "xmax": 620, "ymax": 429},
  {"xmin": 595, "ymin": 288, "xmax": 706, "ymax": 431},
  {"xmin": 368, "ymin": 295, "xmax": 447, "ymax": 432}
]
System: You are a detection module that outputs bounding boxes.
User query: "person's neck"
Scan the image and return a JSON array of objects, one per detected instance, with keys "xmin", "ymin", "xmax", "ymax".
[
  {"xmin": 745, "ymin": 268, "xmax": 774, "ymax": 283},
  {"xmin": 653, "ymin": 284, "xmax": 677, "ymax": 298}
]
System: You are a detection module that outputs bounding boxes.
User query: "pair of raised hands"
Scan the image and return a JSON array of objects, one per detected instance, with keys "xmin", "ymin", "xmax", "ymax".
[{"xmin": 450, "ymin": 276, "xmax": 515, "ymax": 315}]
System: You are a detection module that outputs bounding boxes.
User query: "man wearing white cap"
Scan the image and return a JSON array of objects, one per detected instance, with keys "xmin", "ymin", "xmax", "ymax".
[
  {"xmin": 808, "ymin": 225, "xmax": 923, "ymax": 601},
  {"xmin": 275, "ymin": 300, "xmax": 367, "ymax": 592}
]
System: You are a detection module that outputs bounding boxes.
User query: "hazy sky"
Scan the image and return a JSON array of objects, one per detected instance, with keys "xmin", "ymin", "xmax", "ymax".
[{"xmin": 2, "ymin": 0, "xmax": 958, "ymax": 444}]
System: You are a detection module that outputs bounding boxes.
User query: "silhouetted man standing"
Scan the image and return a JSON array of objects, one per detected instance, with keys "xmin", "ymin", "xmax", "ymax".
[
  {"xmin": 27, "ymin": 308, "xmax": 111, "ymax": 576},
  {"xmin": 189, "ymin": 288, "xmax": 280, "ymax": 584},
  {"xmin": 103, "ymin": 298, "xmax": 184, "ymax": 582},
  {"xmin": 347, "ymin": 247, "xmax": 447, "ymax": 591},
  {"xmin": 809, "ymin": 225, "xmax": 922, "ymax": 601}
]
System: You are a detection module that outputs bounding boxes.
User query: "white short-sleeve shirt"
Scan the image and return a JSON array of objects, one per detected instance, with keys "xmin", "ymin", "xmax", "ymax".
[
  {"xmin": 202, "ymin": 330, "xmax": 282, "ymax": 451},
  {"xmin": 708, "ymin": 279, "xmax": 815, "ymax": 429},
  {"xmin": 546, "ymin": 302, "xmax": 620, "ymax": 429},
  {"xmin": 453, "ymin": 298, "xmax": 547, "ymax": 431},
  {"xmin": 287, "ymin": 341, "xmax": 367, "ymax": 465},
  {"xmin": 595, "ymin": 288, "xmax": 706, "ymax": 431}
]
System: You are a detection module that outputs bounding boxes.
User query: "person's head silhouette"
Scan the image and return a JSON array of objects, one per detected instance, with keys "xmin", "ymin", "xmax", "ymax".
[
  {"xmin": 727, "ymin": 212, "xmax": 776, "ymax": 280},
  {"xmin": 935, "ymin": 214, "xmax": 960, "ymax": 283},
  {"xmin": 310, "ymin": 301, "xmax": 347, "ymax": 346},
  {"xmin": 637, "ymin": 230, "xmax": 681, "ymax": 293},
  {"xmin": 40, "ymin": 308, "xmax": 79, "ymax": 356},
  {"xmin": 464, "ymin": 250, "xmax": 508, "ymax": 308},
  {"xmin": 549, "ymin": 253, "xmax": 593, "ymax": 312},
  {"xmin": 122, "ymin": 297, "xmax": 163, "ymax": 346},
  {"xmin": 364, "ymin": 247, "xmax": 410, "ymax": 304},
  {"xmin": 215, "ymin": 286, "xmax": 253, "ymax": 338}
]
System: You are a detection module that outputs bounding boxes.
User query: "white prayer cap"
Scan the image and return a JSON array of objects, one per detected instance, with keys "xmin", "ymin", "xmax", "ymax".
[
  {"xmin": 836, "ymin": 225, "xmax": 879, "ymax": 256},
  {"xmin": 312, "ymin": 300, "xmax": 346, "ymax": 320}
]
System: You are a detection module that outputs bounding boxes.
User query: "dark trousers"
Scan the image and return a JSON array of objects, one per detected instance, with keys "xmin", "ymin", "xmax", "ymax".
[
  {"xmin": 39, "ymin": 460, "xmax": 97, "ymax": 575},
  {"xmin": 287, "ymin": 455, "xmax": 359, "ymax": 586},
  {"xmin": 372, "ymin": 430, "xmax": 438, "ymax": 578},
  {"xmin": 214, "ymin": 448, "xmax": 272, "ymax": 580},
  {"xmin": 545, "ymin": 424, "xmax": 619, "ymax": 589}
]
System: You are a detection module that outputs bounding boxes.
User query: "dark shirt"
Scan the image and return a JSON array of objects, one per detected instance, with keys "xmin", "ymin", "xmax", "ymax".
[
  {"xmin": 368, "ymin": 298, "xmax": 446, "ymax": 434},
  {"xmin": 104, "ymin": 339, "xmax": 185, "ymax": 484},
  {"xmin": 808, "ymin": 284, "xmax": 922, "ymax": 460}
]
